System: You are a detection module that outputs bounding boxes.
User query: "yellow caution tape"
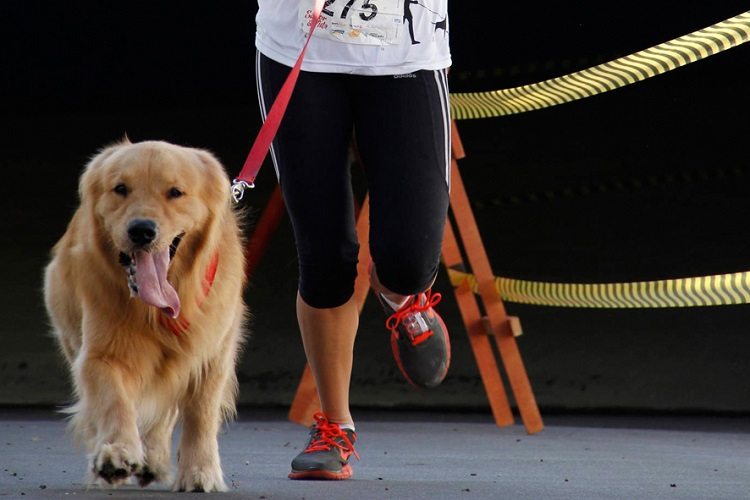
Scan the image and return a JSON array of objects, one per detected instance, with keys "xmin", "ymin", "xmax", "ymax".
[
  {"xmin": 450, "ymin": 11, "xmax": 750, "ymax": 119},
  {"xmin": 447, "ymin": 268, "xmax": 750, "ymax": 308}
]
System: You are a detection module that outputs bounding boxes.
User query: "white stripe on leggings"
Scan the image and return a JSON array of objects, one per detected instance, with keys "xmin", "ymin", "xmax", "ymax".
[{"xmin": 433, "ymin": 68, "xmax": 452, "ymax": 191}]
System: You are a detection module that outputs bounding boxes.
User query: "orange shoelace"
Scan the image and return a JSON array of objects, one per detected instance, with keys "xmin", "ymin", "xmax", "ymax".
[
  {"xmin": 385, "ymin": 290, "xmax": 442, "ymax": 346},
  {"xmin": 304, "ymin": 412, "xmax": 360, "ymax": 460}
]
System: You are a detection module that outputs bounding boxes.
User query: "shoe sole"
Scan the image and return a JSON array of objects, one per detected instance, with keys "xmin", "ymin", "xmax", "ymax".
[{"xmin": 288, "ymin": 464, "xmax": 353, "ymax": 480}]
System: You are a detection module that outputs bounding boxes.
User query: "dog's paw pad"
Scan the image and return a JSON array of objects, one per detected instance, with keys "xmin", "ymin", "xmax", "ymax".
[
  {"xmin": 97, "ymin": 459, "xmax": 130, "ymax": 483},
  {"xmin": 136, "ymin": 466, "xmax": 157, "ymax": 487},
  {"xmin": 91, "ymin": 443, "xmax": 143, "ymax": 486}
]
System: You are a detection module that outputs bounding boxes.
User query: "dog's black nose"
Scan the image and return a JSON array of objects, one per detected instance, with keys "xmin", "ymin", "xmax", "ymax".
[{"xmin": 127, "ymin": 219, "xmax": 158, "ymax": 246}]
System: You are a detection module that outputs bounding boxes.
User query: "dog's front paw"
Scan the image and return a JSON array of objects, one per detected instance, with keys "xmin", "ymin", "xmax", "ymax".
[
  {"xmin": 136, "ymin": 446, "xmax": 172, "ymax": 487},
  {"xmin": 135, "ymin": 463, "xmax": 170, "ymax": 488},
  {"xmin": 90, "ymin": 442, "xmax": 143, "ymax": 486},
  {"xmin": 173, "ymin": 463, "xmax": 227, "ymax": 493}
]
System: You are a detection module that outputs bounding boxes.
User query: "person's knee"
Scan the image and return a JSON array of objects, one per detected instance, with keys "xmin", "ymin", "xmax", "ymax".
[
  {"xmin": 298, "ymin": 260, "xmax": 358, "ymax": 309},
  {"xmin": 371, "ymin": 255, "xmax": 439, "ymax": 296}
]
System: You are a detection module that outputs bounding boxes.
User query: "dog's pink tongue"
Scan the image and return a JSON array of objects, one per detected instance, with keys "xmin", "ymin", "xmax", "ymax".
[{"xmin": 134, "ymin": 249, "xmax": 181, "ymax": 318}]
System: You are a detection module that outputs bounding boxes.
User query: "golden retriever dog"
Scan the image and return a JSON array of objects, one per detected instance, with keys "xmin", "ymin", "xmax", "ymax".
[{"xmin": 44, "ymin": 139, "xmax": 246, "ymax": 492}]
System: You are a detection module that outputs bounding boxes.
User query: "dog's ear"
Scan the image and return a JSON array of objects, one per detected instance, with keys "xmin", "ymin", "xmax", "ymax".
[
  {"xmin": 78, "ymin": 143, "xmax": 123, "ymax": 203},
  {"xmin": 194, "ymin": 149, "xmax": 232, "ymax": 208}
]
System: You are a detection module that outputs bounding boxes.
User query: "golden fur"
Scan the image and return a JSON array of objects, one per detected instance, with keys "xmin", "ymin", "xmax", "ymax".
[{"xmin": 44, "ymin": 139, "xmax": 247, "ymax": 492}]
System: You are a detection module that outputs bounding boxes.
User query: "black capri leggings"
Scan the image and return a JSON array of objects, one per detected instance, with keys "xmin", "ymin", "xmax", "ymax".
[{"xmin": 256, "ymin": 52, "xmax": 451, "ymax": 309}]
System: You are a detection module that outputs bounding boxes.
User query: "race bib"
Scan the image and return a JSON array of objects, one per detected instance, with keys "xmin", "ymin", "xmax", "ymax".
[{"xmin": 300, "ymin": 0, "xmax": 404, "ymax": 46}]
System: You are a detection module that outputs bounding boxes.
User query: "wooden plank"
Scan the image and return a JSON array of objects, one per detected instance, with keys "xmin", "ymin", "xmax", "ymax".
[
  {"xmin": 448, "ymin": 121, "xmax": 543, "ymax": 434},
  {"xmin": 442, "ymin": 220, "xmax": 514, "ymax": 427},
  {"xmin": 287, "ymin": 364, "xmax": 319, "ymax": 426}
]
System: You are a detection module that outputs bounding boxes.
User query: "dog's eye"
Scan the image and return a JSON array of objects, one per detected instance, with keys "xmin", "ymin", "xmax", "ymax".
[
  {"xmin": 113, "ymin": 183, "xmax": 128, "ymax": 196},
  {"xmin": 167, "ymin": 187, "xmax": 184, "ymax": 199}
]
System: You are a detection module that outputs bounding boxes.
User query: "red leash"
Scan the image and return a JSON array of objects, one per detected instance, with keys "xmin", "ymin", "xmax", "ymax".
[{"xmin": 232, "ymin": 0, "xmax": 324, "ymax": 202}]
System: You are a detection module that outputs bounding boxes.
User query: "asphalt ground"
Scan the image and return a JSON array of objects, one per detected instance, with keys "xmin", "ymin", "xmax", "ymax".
[{"xmin": 2, "ymin": 409, "xmax": 750, "ymax": 500}]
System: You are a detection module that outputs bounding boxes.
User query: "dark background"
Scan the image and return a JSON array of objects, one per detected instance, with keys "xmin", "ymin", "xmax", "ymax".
[{"xmin": 1, "ymin": 2, "xmax": 749, "ymax": 416}]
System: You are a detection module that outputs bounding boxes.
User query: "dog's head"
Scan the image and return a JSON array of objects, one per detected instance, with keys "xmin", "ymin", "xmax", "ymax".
[{"xmin": 79, "ymin": 139, "xmax": 230, "ymax": 318}]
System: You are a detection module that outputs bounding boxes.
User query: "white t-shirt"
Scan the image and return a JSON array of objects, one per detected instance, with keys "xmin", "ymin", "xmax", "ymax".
[{"xmin": 256, "ymin": 0, "xmax": 451, "ymax": 75}]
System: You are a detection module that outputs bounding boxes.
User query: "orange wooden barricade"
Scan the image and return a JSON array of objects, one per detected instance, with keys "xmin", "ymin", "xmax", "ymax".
[{"xmin": 248, "ymin": 122, "xmax": 543, "ymax": 434}]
